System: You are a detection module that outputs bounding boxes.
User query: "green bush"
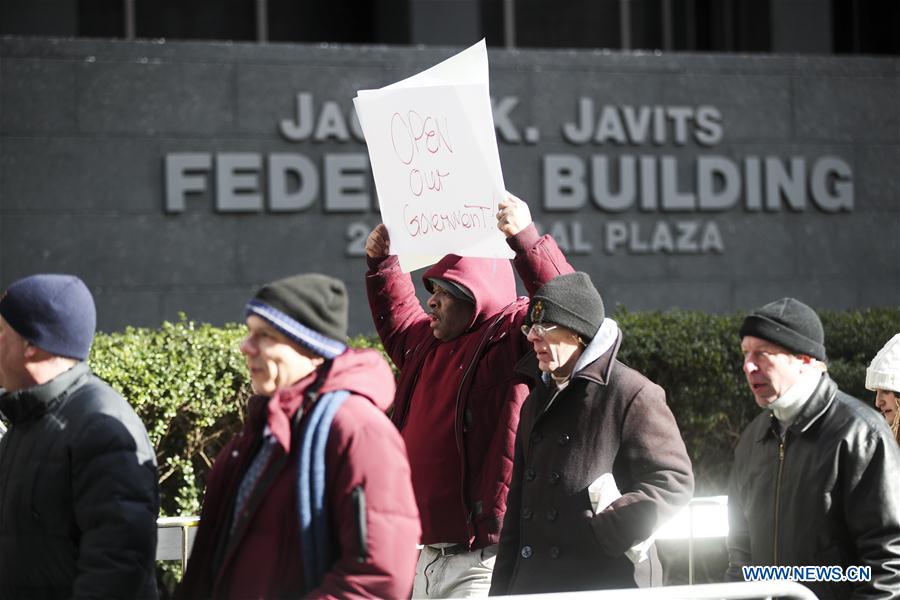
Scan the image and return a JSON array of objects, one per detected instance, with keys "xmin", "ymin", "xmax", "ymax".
[
  {"xmin": 88, "ymin": 308, "xmax": 900, "ymax": 515},
  {"xmin": 614, "ymin": 308, "xmax": 753, "ymax": 494},
  {"xmin": 89, "ymin": 316, "xmax": 250, "ymax": 517}
]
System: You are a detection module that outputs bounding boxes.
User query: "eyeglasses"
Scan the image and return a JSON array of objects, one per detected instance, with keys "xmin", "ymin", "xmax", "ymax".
[{"xmin": 521, "ymin": 323, "xmax": 558, "ymax": 338}]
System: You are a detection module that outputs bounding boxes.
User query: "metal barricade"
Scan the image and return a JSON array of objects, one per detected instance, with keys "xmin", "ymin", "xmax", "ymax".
[
  {"xmin": 156, "ymin": 516, "xmax": 200, "ymax": 570},
  {"xmin": 155, "ymin": 502, "xmax": 828, "ymax": 600},
  {"xmin": 155, "ymin": 496, "xmax": 732, "ymax": 575},
  {"xmin": 504, "ymin": 580, "xmax": 818, "ymax": 600},
  {"xmin": 655, "ymin": 495, "xmax": 730, "ymax": 584}
]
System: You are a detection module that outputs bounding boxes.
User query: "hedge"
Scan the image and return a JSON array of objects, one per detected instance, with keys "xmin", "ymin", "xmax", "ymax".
[
  {"xmin": 88, "ymin": 308, "xmax": 899, "ymax": 516},
  {"xmin": 89, "ymin": 318, "xmax": 249, "ymax": 517}
]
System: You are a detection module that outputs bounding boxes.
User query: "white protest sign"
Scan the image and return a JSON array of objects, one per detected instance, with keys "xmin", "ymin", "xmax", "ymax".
[{"xmin": 354, "ymin": 40, "xmax": 512, "ymax": 272}]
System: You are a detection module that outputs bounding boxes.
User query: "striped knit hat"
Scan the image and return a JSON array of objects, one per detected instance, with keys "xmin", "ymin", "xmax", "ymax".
[{"xmin": 246, "ymin": 274, "xmax": 348, "ymax": 359}]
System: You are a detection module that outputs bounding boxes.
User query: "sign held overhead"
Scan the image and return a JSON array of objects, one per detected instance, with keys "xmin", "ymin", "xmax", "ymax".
[{"xmin": 354, "ymin": 40, "xmax": 513, "ymax": 272}]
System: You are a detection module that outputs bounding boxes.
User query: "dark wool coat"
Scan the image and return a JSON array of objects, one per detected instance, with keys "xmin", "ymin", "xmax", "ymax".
[
  {"xmin": 490, "ymin": 333, "xmax": 694, "ymax": 595},
  {"xmin": 366, "ymin": 224, "xmax": 573, "ymax": 550},
  {"xmin": 0, "ymin": 362, "xmax": 160, "ymax": 600}
]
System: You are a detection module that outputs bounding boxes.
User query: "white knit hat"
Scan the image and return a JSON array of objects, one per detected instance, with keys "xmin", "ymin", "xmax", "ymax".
[{"xmin": 866, "ymin": 333, "xmax": 900, "ymax": 393}]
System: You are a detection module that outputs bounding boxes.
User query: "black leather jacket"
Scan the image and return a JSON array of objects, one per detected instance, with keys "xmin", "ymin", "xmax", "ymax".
[
  {"xmin": 726, "ymin": 373, "xmax": 900, "ymax": 599},
  {"xmin": 0, "ymin": 362, "xmax": 159, "ymax": 599}
]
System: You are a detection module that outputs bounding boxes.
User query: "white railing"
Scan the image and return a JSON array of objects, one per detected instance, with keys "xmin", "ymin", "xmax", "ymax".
[
  {"xmin": 156, "ymin": 516, "xmax": 200, "ymax": 570},
  {"xmin": 654, "ymin": 495, "xmax": 729, "ymax": 584},
  {"xmin": 504, "ymin": 581, "xmax": 817, "ymax": 600},
  {"xmin": 156, "ymin": 500, "xmax": 823, "ymax": 600}
]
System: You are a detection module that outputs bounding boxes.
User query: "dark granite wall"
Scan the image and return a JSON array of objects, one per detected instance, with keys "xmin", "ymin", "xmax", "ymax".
[{"xmin": 2, "ymin": 37, "xmax": 897, "ymax": 333}]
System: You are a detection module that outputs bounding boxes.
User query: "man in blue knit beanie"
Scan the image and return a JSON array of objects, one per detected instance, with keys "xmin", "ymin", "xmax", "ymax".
[{"xmin": 0, "ymin": 273, "xmax": 160, "ymax": 599}]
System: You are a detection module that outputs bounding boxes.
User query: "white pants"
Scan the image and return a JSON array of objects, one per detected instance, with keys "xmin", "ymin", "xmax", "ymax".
[{"xmin": 412, "ymin": 544, "xmax": 498, "ymax": 598}]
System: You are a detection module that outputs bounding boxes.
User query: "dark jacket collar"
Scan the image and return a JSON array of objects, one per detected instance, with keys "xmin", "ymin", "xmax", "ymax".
[
  {"xmin": 514, "ymin": 351, "xmax": 541, "ymax": 382},
  {"xmin": 0, "ymin": 361, "xmax": 90, "ymax": 425},
  {"xmin": 513, "ymin": 329, "xmax": 623, "ymax": 388}
]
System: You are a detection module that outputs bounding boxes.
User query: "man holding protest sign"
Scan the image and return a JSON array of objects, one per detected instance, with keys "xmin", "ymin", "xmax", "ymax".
[{"xmin": 365, "ymin": 193, "xmax": 574, "ymax": 597}]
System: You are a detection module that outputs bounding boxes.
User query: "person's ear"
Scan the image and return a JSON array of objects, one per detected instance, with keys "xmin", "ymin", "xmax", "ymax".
[{"xmin": 23, "ymin": 342, "xmax": 39, "ymax": 360}]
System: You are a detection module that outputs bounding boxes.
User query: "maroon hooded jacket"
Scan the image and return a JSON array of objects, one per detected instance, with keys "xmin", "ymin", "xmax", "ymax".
[
  {"xmin": 176, "ymin": 348, "xmax": 420, "ymax": 599},
  {"xmin": 365, "ymin": 225, "xmax": 572, "ymax": 550}
]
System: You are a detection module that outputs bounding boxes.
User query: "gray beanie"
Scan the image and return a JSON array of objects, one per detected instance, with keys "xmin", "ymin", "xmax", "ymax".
[
  {"xmin": 739, "ymin": 297, "xmax": 826, "ymax": 361},
  {"xmin": 526, "ymin": 272, "xmax": 605, "ymax": 340}
]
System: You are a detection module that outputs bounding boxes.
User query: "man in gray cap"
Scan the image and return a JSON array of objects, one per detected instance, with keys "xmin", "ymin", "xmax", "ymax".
[
  {"xmin": 726, "ymin": 297, "xmax": 900, "ymax": 598},
  {"xmin": 491, "ymin": 272, "xmax": 694, "ymax": 594},
  {"xmin": 0, "ymin": 273, "xmax": 159, "ymax": 599}
]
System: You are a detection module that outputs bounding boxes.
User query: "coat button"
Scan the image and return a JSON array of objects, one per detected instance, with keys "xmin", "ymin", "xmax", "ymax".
[
  {"xmin": 558, "ymin": 433, "xmax": 571, "ymax": 446},
  {"xmin": 524, "ymin": 468, "xmax": 535, "ymax": 481},
  {"xmin": 549, "ymin": 471, "xmax": 561, "ymax": 485},
  {"xmin": 546, "ymin": 508, "xmax": 558, "ymax": 521},
  {"xmin": 530, "ymin": 431, "xmax": 543, "ymax": 444},
  {"xmin": 522, "ymin": 508, "xmax": 533, "ymax": 520},
  {"xmin": 520, "ymin": 545, "xmax": 533, "ymax": 559},
  {"xmin": 549, "ymin": 546, "xmax": 561, "ymax": 559}
]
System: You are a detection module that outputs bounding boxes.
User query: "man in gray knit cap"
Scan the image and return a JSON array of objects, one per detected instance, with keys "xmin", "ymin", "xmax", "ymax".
[
  {"xmin": 491, "ymin": 272, "xmax": 694, "ymax": 594},
  {"xmin": 726, "ymin": 297, "xmax": 900, "ymax": 598}
]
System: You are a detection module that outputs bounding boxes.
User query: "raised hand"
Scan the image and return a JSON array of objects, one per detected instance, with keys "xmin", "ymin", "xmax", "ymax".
[
  {"xmin": 365, "ymin": 224, "xmax": 392, "ymax": 259},
  {"xmin": 496, "ymin": 192, "xmax": 533, "ymax": 238}
]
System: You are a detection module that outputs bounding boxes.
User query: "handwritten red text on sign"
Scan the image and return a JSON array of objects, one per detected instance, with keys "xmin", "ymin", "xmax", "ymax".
[
  {"xmin": 391, "ymin": 110, "xmax": 454, "ymax": 197},
  {"xmin": 404, "ymin": 203, "xmax": 493, "ymax": 237}
]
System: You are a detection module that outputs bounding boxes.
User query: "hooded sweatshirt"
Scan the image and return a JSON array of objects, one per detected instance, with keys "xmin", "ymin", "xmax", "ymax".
[
  {"xmin": 177, "ymin": 348, "xmax": 421, "ymax": 600},
  {"xmin": 366, "ymin": 225, "xmax": 572, "ymax": 549}
]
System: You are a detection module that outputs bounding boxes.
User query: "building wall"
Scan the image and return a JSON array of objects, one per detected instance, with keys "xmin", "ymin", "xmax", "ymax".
[{"xmin": 2, "ymin": 37, "xmax": 898, "ymax": 334}]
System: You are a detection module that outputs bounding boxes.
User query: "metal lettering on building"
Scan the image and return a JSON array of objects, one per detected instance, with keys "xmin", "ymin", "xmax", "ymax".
[{"xmin": 163, "ymin": 92, "xmax": 853, "ymax": 257}]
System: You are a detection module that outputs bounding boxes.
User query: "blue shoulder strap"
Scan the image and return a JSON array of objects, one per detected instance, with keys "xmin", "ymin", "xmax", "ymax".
[{"xmin": 296, "ymin": 389, "xmax": 350, "ymax": 594}]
